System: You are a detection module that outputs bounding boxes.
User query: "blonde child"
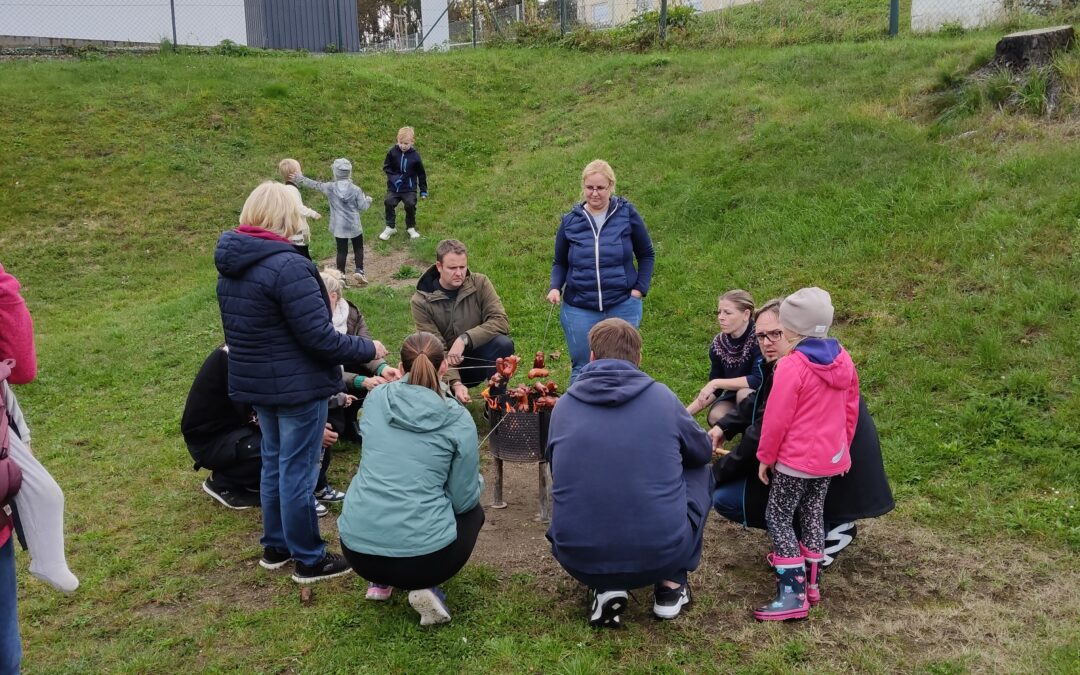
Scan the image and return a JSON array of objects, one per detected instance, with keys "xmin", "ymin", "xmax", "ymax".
[
  {"xmin": 378, "ymin": 127, "xmax": 428, "ymax": 241},
  {"xmin": 292, "ymin": 159, "xmax": 373, "ymax": 285},
  {"xmin": 277, "ymin": 159, "xmax": 322, "ymax": 260},
  {"xmin": 753, "ymin": 287, "xmax": 860, "ymax": 621}
]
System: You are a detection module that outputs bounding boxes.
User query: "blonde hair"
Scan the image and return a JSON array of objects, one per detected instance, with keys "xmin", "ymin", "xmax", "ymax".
[
  {"xmin": 755, "ymin": 297, "xmax": 785, "ymax": 321},
  {"xmin": 277, "ymin": 158, "xmax": 301, "ymax": 181},
  {"xmin": 580, "ymin": 159, "xmax": 616, "ymax": 202},
  {"xmin": 397, "ymin": 126, "xmax": 415, "ymax": 144},
  {"xmin": 401, "ymin": 332, "xmax": 445, "ymax": 395},
  {"xmin": 719, "ymin": 289, "xmax": 755, "ymax": 315},
  {"xmin": 588, "ymin": 318, "xmax": 641, "ymax": 366},
  {"xmin": 320, "ymin": 268, "xmax": 346, "ymax": 296},
  {"xmin": 239, "ymin": 182, "xmax": 302, "ymax": 239}
]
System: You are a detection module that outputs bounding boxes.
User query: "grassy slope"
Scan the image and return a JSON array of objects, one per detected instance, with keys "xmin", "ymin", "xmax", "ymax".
[{"xmin": 0, "ymin": 32, "xmax": 1078, "ymax": 672}]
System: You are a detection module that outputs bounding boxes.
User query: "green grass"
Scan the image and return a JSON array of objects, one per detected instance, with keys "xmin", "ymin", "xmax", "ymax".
[{"xmin": 1, "ymin": 23, "xmax": 1079, "ymax": 674}]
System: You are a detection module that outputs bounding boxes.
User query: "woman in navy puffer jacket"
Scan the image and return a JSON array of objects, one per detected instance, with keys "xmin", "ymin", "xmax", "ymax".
[
  {"xmin": 215, "ymin": 181, "xmax": 388, "ymax": 584},
  {"xmin": 547, "ymin": 160, "xmax": 655, "ymax": 384}
]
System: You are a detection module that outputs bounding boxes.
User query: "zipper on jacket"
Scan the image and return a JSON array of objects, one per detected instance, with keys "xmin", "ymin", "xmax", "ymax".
[{"xmin": 584, "ymin": 200, "xmax": 619, "ymax": 312}]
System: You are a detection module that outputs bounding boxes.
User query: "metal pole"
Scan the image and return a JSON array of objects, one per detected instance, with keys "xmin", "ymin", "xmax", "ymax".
[
  {"xmin": 472, "ymin": 0, "xmax": 478, "ymax": 47},
  {"xmin": 659, "ymin": 0, "xmax": 667, "ymax": 43},
  {"xmin": 559, "ymin": 0, "xmax": 566, "ymax": 35},
  {"xmin": 170, "ymin": 0, "xmax": 178, "ymax": 49},
  {"xmin": 889, "ymin": 0, "xmax": 899, "ymax": 37}
]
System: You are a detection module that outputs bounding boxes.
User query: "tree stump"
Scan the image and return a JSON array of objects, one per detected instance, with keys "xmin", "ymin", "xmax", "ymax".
[{"xmin": 995, "ymin": 25, "xmax": 1075, "ymax": 69}]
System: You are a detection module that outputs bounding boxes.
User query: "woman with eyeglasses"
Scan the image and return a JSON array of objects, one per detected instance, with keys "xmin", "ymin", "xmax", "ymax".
[
  {"xmin": 547, "ymin": 159, "xmax": 655, "ymax": 385},
  {"xmin": 686, "ymin": 289, "xmax": 762, "ymax": 426}
]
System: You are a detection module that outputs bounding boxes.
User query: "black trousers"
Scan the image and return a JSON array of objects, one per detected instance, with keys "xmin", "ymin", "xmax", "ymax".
[
  {"xmin": 335, "ymin": 235, "xmax": 364, "ymax": 274},
  {"xmin": 458, "ymin": 334, "xmax": 516, "ymax": 388},
  {"xmin": 341, "ymin": 503, "xmax": 485, "ymax": 590},
  {"xmin": 189, "ymin": 428, "xmax": 262, "ymax": 492},
  {"xmin": 384, "ymin": 190, "xmax": 418, "ymax": 228}
]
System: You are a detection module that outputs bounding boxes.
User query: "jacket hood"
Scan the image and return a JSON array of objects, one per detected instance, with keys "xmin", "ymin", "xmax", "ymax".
[
  {"xmin": 570, "ymin": 195, "xmax": 625, "ymax": 219},
  {"xmin": 566, "ymin": 358, "xmax": 654, "ymax": 406},
  {"xmin": 381, "ymin": 378, "xmax": 460, "ymax": 433},
  {"xmin": 793, "ymin": 338, "xmax": 855, "ymax": 390},
  {"xmin": 332, "ymin": 158, "xmax": 352, "ymax": 179},
  {"xmin": 215, "ymin": 229, "xmax": 297, "ymax": 278},
  {"xmin": 415, "ymin": 264, "xmax": 472, "ymax": 295}
]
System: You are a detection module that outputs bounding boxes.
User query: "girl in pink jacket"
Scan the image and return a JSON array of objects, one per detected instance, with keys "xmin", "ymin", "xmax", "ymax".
[{"xmin": 753, "ymin": 287, "xmax": 860, "ymax": 621}]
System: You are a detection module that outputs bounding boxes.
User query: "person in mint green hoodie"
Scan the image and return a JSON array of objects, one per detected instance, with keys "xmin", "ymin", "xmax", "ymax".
[{"xmin": 337, "ymin": 331, "xmax": 484, "ymax": 626}]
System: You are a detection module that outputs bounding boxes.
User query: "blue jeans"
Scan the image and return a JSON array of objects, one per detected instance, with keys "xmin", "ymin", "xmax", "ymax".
[
  {"xmin": 712, "ymin": 479, "xmax": 748, "ymax": 526},
  {"xmin": 253, "ymin": 399, "xmax": 329, "ymax": 567},
  {"xmin": 0, "ymin": 538, "xmax": 20, "ymax": 675},
  {"xmin": 560, "ymin": 296, "xmax": 643, "ymax": 385}
]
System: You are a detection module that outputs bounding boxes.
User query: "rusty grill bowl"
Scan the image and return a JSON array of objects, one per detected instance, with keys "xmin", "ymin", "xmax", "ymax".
[{"xmin": 485, "ymin": 408, "xmax": 551, "ymax": 462}]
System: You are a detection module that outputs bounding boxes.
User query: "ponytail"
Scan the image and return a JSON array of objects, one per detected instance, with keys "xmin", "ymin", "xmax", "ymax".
[{"xmin": 401, "ymin": 332, "xmax": 446, "ymax": 396}]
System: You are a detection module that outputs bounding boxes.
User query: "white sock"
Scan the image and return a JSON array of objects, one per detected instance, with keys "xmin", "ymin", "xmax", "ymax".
[{"xmin": 5, "ymin": 388, "xmax": 79, "ymax": 593}]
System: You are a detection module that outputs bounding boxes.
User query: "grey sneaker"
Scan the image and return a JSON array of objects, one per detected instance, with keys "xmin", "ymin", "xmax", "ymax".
[
  {"xmin": 378, "ymin": 226, "xmax": 396, "ymax": 241},
  {"xmin": 353, "ymin": 270, "xmax": 368, "ymax": 285}
]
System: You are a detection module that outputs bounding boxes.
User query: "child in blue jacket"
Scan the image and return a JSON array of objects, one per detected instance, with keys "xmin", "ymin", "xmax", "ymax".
[{"xmin": 378, "ymin": 127, "xmax": 428, "ymax": 241}]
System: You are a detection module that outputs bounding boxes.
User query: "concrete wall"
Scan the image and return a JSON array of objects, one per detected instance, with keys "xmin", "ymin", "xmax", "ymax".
[{"xmin": 911, "ymin": 0, "xmax": 1005, "ymax": 32}]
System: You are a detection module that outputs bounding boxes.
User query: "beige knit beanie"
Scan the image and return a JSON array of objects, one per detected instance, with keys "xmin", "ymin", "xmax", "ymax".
[{"xmin": 779, "ymin": 287, "xmax": 833, "ymax": 338}]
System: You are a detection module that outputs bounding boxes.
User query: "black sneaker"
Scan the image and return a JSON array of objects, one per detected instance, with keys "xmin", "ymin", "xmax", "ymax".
[
  {"xmin": 652, "ymin": 582, "xmax": 691, "ymax": 620},
  {"xmin": 291, "ymin": 552, "xmax": 352, "ymax": 584},
  {"xmin": 588, "ymin": 589, "xmax": 628, "ymax": 628},
  {"xmin": 259, "ymin": 547, "xmax": 292, "ymax": 570},
  {"xmin": 203, "ymin": 480, "xmax": 260, "ymax": 510}
]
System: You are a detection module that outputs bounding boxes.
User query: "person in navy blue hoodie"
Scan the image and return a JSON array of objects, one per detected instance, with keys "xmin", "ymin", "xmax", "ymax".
[
  {"xmin": 547, "ymin": 160, "xmax": 655, "ymax": 385},
  {"xmin": 215, "ymin": 181, "xmax": 388, "ymax": 584},
  {"xmin": 378, "ymin": 126, "xmax": 428, "ymax": 241},
  {"xmin": 546, "ymin": 319, "xmax": 712, "ymax": 628}
]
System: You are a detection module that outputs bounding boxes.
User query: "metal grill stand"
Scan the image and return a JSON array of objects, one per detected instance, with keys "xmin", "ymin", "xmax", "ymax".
[{"xmin": 485, "ymin": 408, "xmax": 553, "ymax": 521}]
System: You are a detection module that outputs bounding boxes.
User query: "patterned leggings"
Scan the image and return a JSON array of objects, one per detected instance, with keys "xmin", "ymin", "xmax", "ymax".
[{"xmin": 765, "ymin": 472, "xmax": 831, "ymax": 558}]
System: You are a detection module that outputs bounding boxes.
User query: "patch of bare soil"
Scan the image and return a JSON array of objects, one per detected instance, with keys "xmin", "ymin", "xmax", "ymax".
[
  {"xmin": 471, "ymin": 455, "xmax": 1080, "ymax": 671},
  {"xmin": 316, "ymin": 248, "xmax": 427, "ymax": 290}
]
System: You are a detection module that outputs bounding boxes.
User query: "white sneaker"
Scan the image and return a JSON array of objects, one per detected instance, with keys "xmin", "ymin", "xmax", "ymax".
[
  {"xmin": 315, "ymin": 502, "xmax": 329, "ymax": 518},
  {"xmin": 407, "ymin": 227, "xmax": 421, "ymax": 239},
  {"xmin": 378, "ymin": 226, "xmax": 396, "ymax": 241},
  {"xmin": 408, "ymin": 588, "xmax": 451, "ymax": 626},
  {"xmin": 353, "ymin": 271, "xmax": 368, "ymax": 285}
]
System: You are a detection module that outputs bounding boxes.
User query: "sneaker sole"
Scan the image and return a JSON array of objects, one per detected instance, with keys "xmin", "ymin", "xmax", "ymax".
[
  {"xmin": 589, "ymin": 596, "xmax": 627, "ymax": 628},
  {"xmin": 202, "ymin": 481, "xmax": 254, "ymax": 510},
  {"xmin": 409, "ymin": 590, "xmax": 451, "ymax": 625},
  {"xmin": 365, "ymin": 590, "xmax": 393, "ymax": 601},
  {"xmin": 653, "ymin": 594, "xmax": 690, "ymax": 620},
  {"xmin": 291, "ymin": 568, "xmax": 352, "ymax": 584},
  {"xmin": 259, "ymin": 557, "xmax": 292, "ymax": 571}
]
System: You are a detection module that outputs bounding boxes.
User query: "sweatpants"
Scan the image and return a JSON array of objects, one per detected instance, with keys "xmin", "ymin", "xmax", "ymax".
[{"xmin": 384, "ymin": 190, "xmax": 418, "ymax": 229}]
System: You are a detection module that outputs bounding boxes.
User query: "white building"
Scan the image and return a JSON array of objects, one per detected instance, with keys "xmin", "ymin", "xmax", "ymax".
[{"xmin": 911, "ymin": 0, "xmax": 1006, "ymax": 32}]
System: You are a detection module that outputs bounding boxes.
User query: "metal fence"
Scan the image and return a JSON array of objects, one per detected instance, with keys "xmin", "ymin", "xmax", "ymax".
[{"xmin": 0, "ymin": 0, "xmax": 1073, "ymax": 52}]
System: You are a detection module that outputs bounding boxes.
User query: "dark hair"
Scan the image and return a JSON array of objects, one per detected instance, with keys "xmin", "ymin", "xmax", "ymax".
[
  {"xmin": 588, "ymin": 318, "xmax": 641, "ymax": 365},
  {"xmin": 401, "ymin": 332, "xmax": 445, "ymax": 395},
  {"xmin": 436, "ymin": 239, "xmax": 467, "ymax": 263}
]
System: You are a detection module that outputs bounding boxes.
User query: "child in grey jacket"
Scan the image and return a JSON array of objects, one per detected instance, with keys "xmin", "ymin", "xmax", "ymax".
[{"xmin": 292, "ymin": 158, "xmax": 374, "ymax": 285}]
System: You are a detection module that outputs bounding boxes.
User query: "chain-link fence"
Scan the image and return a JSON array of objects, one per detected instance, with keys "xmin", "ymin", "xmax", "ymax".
[{"xmin": 0, "ymin": 0, "xmax": 1074, "ymax": 52}]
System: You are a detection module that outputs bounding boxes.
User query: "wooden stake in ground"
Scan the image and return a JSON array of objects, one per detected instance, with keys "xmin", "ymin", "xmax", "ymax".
[{"xmin": 995, "ymin": 25, "xmax": 1074, "ymax": 69}]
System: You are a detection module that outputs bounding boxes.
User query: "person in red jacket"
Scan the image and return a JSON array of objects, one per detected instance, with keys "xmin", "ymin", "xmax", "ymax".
[{"xmin": 753, "ymin": 287, "xmax": 860, "ymax": 621}]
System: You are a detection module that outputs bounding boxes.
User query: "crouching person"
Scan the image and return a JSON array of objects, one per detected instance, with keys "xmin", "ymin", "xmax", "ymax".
[
  {"xmin": 547, "ymin": 319, "xmax": 712, "ymax": 628},
  {"xmin": 337, "ymin": 333, "xmax": 484, "ymax": 626}
]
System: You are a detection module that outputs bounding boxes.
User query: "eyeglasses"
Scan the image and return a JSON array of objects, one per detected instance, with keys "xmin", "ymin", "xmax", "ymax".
[
  {"xmin": 754, "ymin": 329, "xmax": 785, "ymax": 343},
  {"xmin": 584, "ymin": 184, "xmax": 610, "ymax": 193}
]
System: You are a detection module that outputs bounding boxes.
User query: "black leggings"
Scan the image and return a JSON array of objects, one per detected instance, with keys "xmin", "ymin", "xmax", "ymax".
[
  {"xmin": 341, "ymin": 504, "xmax": 485, "ymax": 590},
  {"xmin": 765, "ymin": 472, "xmax": 830, "ymax": 558},
  {"xmin": 335, "ymin": 235, "xmax": 364, "ymax": 274}
]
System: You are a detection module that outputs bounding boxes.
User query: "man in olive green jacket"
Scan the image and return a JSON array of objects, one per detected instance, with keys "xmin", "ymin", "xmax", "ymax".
[{"xmin": 411, "ymin": 239, "xmax": 515, "ymax": 403}]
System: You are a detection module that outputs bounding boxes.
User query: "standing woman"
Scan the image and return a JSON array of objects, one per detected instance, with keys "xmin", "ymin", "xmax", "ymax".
[
  {"xmin": 338, "ymin": 332, "xmax": 484, "ymax": 626},
  {"xmin": 215, "ymin": 182, "xmax": 387, "ymax": 584},
  {"xmin": 547, "ymin": 160, "xmax": 655, "ymax": 384}
]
